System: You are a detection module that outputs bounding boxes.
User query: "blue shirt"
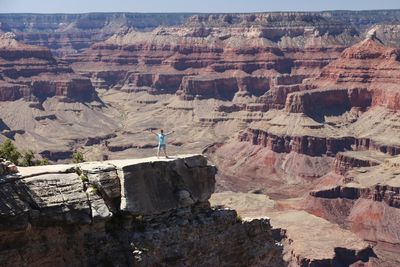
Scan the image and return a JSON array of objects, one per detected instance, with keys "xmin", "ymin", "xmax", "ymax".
[{"xmin": 158, "ymin": 133, "xmax": 166, "ymax": 145}]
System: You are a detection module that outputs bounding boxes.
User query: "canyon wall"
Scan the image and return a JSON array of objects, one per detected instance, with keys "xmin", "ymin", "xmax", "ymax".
[
  {"xmin": 0, "ymin": 32, "xmax": 97, "ymax": 103},
  {"xmin": 2, "ymin": 10, "xmax": 400, "ymax": 56}
]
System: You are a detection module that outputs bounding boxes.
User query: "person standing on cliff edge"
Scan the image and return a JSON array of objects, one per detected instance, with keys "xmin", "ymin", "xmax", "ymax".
[{"xmin": 149, "ymin": 129, "xmax": 174, "ymax": 158}]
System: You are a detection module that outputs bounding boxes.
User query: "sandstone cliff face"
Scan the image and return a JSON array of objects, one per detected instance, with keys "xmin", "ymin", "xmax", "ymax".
[
  {"xmin": 0, "ymin": 33, "xmax": 96, "ymax": 102},
  {"xmin": 0, "ymin": 155, "xmax": 285, "ymax": 266},
  {"xmin": 333, "ymin": 151, "xmax": 388, "ymax": 175}
]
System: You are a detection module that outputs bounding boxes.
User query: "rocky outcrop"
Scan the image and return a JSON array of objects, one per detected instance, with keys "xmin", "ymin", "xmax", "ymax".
[
  {"xmin": 311, "ymin": 184, "xmax": 400, "ymax": 209},
  {"xmin": 285, "ymin": 87, "xmax": 372, "ymax": 114},
  {"xmin": 240, "ymin": 128, "xmax": 355, "ymax": 157},
  {"xmin": 311, "ymin": 156, "xmax": 400, "ymax": 209},
  {"xmin": 0, "ymin": 155, "xmax": 284, "ymax": 266},
  {"xmin": 312, "ymin": 38, "xmax": 400, "ymax": 86},
  {"xmin": 0, "ymin": 158, "xmax": 18, "ymax": 175},
  {"xmin": 239, "ymin": 116, "xmax": 400, "ymax": 158},
  {"xmin": 0, "ymin": 33, "xmax": 97, "ymax": 102},
  {"xmin": 333, "ymin": 151, "xmax": 388, "ymax": 175},
  {"xmin": 178, "ymin": 74, "xmax": 270, "ymax": 100}
]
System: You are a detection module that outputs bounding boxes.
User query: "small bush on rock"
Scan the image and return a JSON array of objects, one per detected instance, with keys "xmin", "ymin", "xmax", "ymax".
[
  {"xmin": 72, "ymin": 151, "xmax": 85, "ymax": 163},
  {"xmin": 0, "ymin": 139, "xmax": 21, "ymax": 164}
]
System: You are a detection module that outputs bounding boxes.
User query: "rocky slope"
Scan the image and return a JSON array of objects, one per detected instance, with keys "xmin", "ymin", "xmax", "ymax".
[
  {"xmin": 301, "ymin": 156, "xmax": 400, "ymax": 266},
  {"xmin": 0, "ymin": 33, "xmax": 123, "ymax": 161}
]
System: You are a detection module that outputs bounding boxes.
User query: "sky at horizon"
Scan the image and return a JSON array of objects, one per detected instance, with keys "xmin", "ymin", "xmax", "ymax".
[{"xmin": 0, "ymin": 0, "xmax": 400, "ymax": 13}]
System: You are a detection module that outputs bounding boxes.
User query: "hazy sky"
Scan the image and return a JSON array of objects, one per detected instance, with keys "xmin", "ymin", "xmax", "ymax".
[{"xmin": 0, "ymin": 0, "xmax": 399, "ymax": 13}]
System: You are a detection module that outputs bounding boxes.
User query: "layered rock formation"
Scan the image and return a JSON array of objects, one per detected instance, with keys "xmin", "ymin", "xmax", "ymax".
[
  {"xmin": 0, "ymin": 155, "xmax": 286, "ymax": 266},
  {"xmin": 0, "ymin": 32, "xmax": 96, "ymax": 102},
  {"xmin": 290, "ymin": 36, "xmax": 400, "ymax": 113},
  {"xmin": 0, "ymin": 13, "xmax": 193, "ymax": 57},
  {"xmin": 66, "ymin": 12, "xmax": 365, "ymax": 101},
  {"xmin": 204, "ymin": 31, "xmax": 400, "ymax": 266},
  {"xmin": 231, "ymin": 37, "xmax": 400, "ymax": 165},
  {"xmin": 3, "ymin": 10, "xmax": 400, "ymax": 56}
]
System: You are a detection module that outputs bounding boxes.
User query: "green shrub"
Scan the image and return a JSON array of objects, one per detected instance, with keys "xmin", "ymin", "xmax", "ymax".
[
  {"xmin": 91, "ymin": 184, "xmax": 98, "ymax": 194},
  {"xmin": 0, "ymin": 139, "xmax": 21, "ymax": 164},
  {"xmin": 20, "ymin": 150, "xmax": 35, "ymax": 167},
  {"xmin": 80, "ymin": 174, "xmax": 89, "ymax": 182},
  {"xmin": 36, "ymin": 158, "xmax": 50, "ymax": 166},
  {"xmin": 72, "ymin": 151, "xmax": 85, "ymax": 163},
  {"xmin": 0, "ymin": 139, "xmax": 50, "ymax": 166}
]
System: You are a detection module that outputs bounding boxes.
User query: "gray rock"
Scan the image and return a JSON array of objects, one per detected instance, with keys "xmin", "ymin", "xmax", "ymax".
[
  {"xmin": 87, "ymin": 187, "xmax": 112, "ymax": 221},
  {"xmin": 16, "ymin": 173, "xmax": 91, "ymax": 225},
  {"xmin": 81, "ymin": 162, "xmax": 121, "ymax": 212},
  {"xmin": 178, "ymin": 190, "xmax": 195, "ymax": 207},
  {"xmin": 0, "ymin": 182, "xmax": 30, "ymax": 231},
  {"xmin": 117, "ymin": 155, "xmax": 216, "ymax": 215},
  {"xmin": 6, "ymin": 164, "xmax": 18, "ymax": 174},
  {"xmin": 0, "ymin": 155, "xmax": 288, "ymax": 267}
]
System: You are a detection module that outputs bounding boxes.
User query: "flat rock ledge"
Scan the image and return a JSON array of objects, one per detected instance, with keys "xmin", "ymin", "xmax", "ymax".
[{"xmin": 1, "ymin": 154, "xmax": 216, "ymax": 229}]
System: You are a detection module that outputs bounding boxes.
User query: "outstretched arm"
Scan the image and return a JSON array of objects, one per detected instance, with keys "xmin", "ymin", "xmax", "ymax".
[
  {"xmin": 165, "ymin": 130, "xmax": 175, "ymax": 136},
  {"xmin": 148, "ymin": 129, "xmax": 158, "ymax": 136}
]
